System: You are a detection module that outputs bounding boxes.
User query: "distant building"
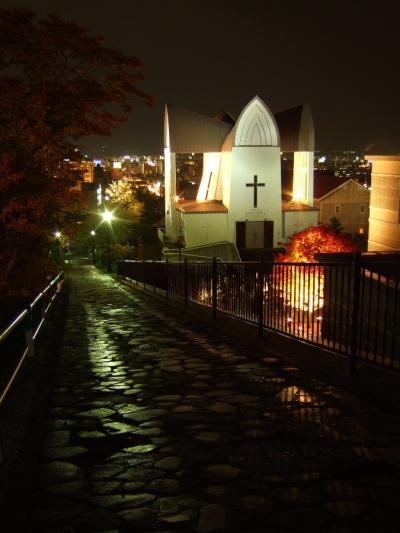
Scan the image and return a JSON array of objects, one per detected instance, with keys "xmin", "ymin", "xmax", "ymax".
[
  {"xmin": 367, "ymin": 155, "xmax": 400, "ymax": 251},
  {"xmin": 68, "ymin": 160, "xmax": 94, "ymax": 191},
  {"xmin": 315, "ymin": 178, "xmax": 370, "ymax": 237}
]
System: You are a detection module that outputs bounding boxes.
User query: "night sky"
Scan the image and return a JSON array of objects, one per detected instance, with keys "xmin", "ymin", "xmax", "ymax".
[{"xmin": 3, "ymin": 0, "xmax": 400, "ymax": 155}]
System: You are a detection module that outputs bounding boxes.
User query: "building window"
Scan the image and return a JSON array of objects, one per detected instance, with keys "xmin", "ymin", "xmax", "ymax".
[
  {"xmin": 335, "ymin": 205, "xmax": 341, "ymax": 214},
  {"xmin": 360, "ymin": 204, "xmax": 366, "ymax": 214}
]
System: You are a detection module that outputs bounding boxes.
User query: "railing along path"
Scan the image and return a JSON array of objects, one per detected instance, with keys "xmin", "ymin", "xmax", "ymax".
[
  {"xmin": 0, "ymin": 272, "xmax": 64, "ymax": 407},
  {"xmin": 118, "ymin": 256, "xmax": 400, "ymax": 373}
]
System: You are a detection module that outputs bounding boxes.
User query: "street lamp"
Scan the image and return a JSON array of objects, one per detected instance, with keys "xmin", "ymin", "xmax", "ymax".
[
  {"xmin": 90, "ymin": 230, "xmax": 96, "ymax": 265},
  {"xmin": 101, "ymin": 210, "xmax": 114, "ymax": 273},
  {"xmin": 102, "ymin": 210, "xmax": 113, "ymax": 223}
]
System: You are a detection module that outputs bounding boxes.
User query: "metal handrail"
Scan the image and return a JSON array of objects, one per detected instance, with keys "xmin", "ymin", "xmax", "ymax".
[
  {"xmin": 0, "ymin": 309, "xmax": 28, "ymax": 344},
  {"xmin": 0, "ymin": 271, "xmax": 64, "ymax": 406}
]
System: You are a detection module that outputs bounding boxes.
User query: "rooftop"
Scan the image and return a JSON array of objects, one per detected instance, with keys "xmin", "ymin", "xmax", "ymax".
[
  {"xmin": 176, "ymin": 199, "xmax": 228, "ymax": 213},
  {"xmin": 281, "ymin": 194, "xmax": 319, "ymax": 212}
]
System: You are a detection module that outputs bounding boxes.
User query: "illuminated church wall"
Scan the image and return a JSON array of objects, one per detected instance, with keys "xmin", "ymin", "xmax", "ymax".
[
  {"xmin": 293, "ymin": 151, "xmax": 314, "ymax": 205},
  {"xmin": 227, "ymin": 97, "xmax": 282, "ymax": 246},
  {"xmin": 164, "ymin": 147, "xmax": 180, "ymax": 241},
  {"xmin": 181, "ymin": 213, "xmax": 228, "ymax": 248},
  {"xmin": 284, "ymin": 210, "xmax": 319, "ymax": 240},
  {"xmin": 229, "ymin": 146, "xmax": 282, "ymax": 245}
]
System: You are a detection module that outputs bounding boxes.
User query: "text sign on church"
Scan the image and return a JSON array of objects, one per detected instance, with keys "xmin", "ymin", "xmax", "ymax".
[{"xmin": 245, "ymin": 207, "xmax": 266, "ymax": 216}]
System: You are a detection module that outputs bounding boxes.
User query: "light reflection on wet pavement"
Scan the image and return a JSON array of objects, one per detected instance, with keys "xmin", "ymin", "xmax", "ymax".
[{"xmin": 27, "ymin": 266, "xmax": 400, "ymax": 532}]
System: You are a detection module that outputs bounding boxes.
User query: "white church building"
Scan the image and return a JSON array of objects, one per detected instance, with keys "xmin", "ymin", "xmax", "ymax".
[{"xmin": 163, "ymin": 96, "xmax": 318, "ymax": 259}]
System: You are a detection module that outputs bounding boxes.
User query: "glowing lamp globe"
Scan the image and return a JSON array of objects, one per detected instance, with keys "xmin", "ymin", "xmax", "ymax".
[{"xmin": 102, "ymin": 210, "xmax": 113, "ymax": 223}]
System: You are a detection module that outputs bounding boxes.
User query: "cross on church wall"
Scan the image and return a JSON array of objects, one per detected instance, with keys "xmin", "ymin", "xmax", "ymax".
[{"xmin": 246, "ymin": 175, "xmax": 266, "ymax": 208}]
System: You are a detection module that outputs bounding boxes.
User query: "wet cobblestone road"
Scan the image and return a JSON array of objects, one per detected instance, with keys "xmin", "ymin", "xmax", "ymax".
[{"xmin": 20, "ymin": 266, "xmax": 400, "ymax": 531}]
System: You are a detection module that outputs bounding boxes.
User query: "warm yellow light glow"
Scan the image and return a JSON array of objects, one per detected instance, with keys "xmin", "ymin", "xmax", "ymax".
[
  {"xmin": 54, "ymin": 231, "xmax": 61, "ymax": 238},
  {"xmin": 90, "ymin": 230, "xmax": 96, "ymax": 236},
  {"xmin": 147, "ymin": 181, "xmax": 161, "ymax": 196},
  {"xmin": 102, "ymin": 210, "xmax": 114, "ymax": 223},
  {"xmin": 174, "ymin": 195, "xmax": 180, "ymax": 202},
  {"xmin": 272, "ymin": 266, "xmax": 324, "ymax": 313},
  {"xmin": 292, "ymin": 188, "xmax": 303, "ymax": 201}
]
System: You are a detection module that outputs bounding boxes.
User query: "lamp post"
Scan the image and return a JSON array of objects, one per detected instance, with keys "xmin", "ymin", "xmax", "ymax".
[
  {"xmin": 101, "ymin": 210, "xmax": 114, "ymax": 273},
  {"xmin": 90, "ymin": 230, "xmax": 96, "ymax": 265},
  {"xmin": 53, "ymin": 231, "xmax": 64, "ymax": 267}
]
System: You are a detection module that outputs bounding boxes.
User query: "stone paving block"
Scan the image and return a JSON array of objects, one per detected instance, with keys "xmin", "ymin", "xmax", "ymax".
[{"xmin": 38, "ymin": 461, "xmax": 83, "ymax": 484}]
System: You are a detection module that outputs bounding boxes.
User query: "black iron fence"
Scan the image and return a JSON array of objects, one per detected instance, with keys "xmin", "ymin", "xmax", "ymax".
[
  {"xmin": 0, "ymin": 272, "xmax": 64, "ymax": 406},
  {"xmin": 118, "ymin": 256, "xmax": 400, "ymax": 372}
]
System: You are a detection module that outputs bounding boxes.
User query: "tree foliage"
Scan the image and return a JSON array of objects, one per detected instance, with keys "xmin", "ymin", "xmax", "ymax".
[
  {"xmin": 105, "ymin": 178, "xmax": 143, "ymax": 219},
  {"xmin": 0, "ymin": 9, "xmax": 151, "ymax": 297},
  {"xmin": 276, "ymin": 224, "xmax": 357, "ymax": 263},
  {"xmin": 328, "ymin": 216, "xmax": 344, "ymax": 234}
]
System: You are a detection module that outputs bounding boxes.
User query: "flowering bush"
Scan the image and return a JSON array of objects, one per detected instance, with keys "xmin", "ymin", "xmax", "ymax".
[{"xmin": 276, "ymin": 225, "xmax": 357, "ymax": 263}]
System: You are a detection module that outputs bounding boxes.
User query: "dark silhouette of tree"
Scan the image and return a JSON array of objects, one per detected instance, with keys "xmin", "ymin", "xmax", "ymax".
[
  {"xmin": 328, "ymin": 216, "xmax": 344, "ymax": 234},
  {"xmin": 0, "ymin": 9, "xmax": 151, "ymax": 297}
]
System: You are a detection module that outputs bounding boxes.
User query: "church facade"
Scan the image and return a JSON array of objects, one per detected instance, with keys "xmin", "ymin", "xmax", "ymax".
[{"xmin": 163, "ymin": 96, "xmax": 318, "ymax": 258}]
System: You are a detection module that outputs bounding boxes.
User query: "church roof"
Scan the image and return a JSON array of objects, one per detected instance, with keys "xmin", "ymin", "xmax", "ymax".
[
  {"xmin": 274, "ymin": 104, "xmax": 315, "ymax": 152},
  {"xmin": 234, "ymin": 96, "xmax": 280, "ymax": 147},
  {"xmin": 213, "ymin": 109, "xmax": 236, "ymax": 125},
  {"xmin": 177, "ymin": 197, "xmax": 316, "ymax": 214},
  {"xmin": 318, "ymin": 178, "xmax": 370, "ymax": 201},
  {"xmin": 176, "ymin": 200, "xmax": 228, "ymax": 213},
  {"xmin": 165, "ymin": 104, "xmax": 232, "ymax": 153},
  {"xmin": 165, "ymin": 100, "xmax": 316, "ymax": 153},
  {"xmin": 281, "ymin": 194, "xmax": 319, "ymax": 212}
]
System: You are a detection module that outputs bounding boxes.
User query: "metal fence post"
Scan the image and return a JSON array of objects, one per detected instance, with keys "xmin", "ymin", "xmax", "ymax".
[
  {"xmin": 184, "ymin": 257, "xmax": 188, "ymax": 307},
  {"xmin": 258, "ymin": 260, "xmax": 264, "ymax": 337},
  {"xmin": 212, "ymin": 256, "xmax": 217, "ymax": 319},
  {"xmin": 166, "ymin": 258, "xmax": 169, "ymax": 300},
  {"xmin": 350, "ymin": 251, "xmax": 361, "ymax": 374}
]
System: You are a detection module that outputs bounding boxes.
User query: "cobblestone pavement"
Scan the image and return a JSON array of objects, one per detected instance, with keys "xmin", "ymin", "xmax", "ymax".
[{"xmin": 22, "ymin": 266, "xmax": 400, "ymax": 531}]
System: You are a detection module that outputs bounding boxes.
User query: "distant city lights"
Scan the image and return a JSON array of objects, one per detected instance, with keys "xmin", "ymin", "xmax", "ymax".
[{"xmin": 147, "ymin": 181, "xmax": 161, "ymax": 196}]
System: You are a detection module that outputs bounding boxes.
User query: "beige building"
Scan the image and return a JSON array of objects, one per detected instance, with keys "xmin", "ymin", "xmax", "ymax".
[
  {"xmin": 316, "ymin": 178, "xmax": 370, "ymax": 236},
  {"xmin": 368, "ymin": 155, "xmax": 400, "ymax": 251}
]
